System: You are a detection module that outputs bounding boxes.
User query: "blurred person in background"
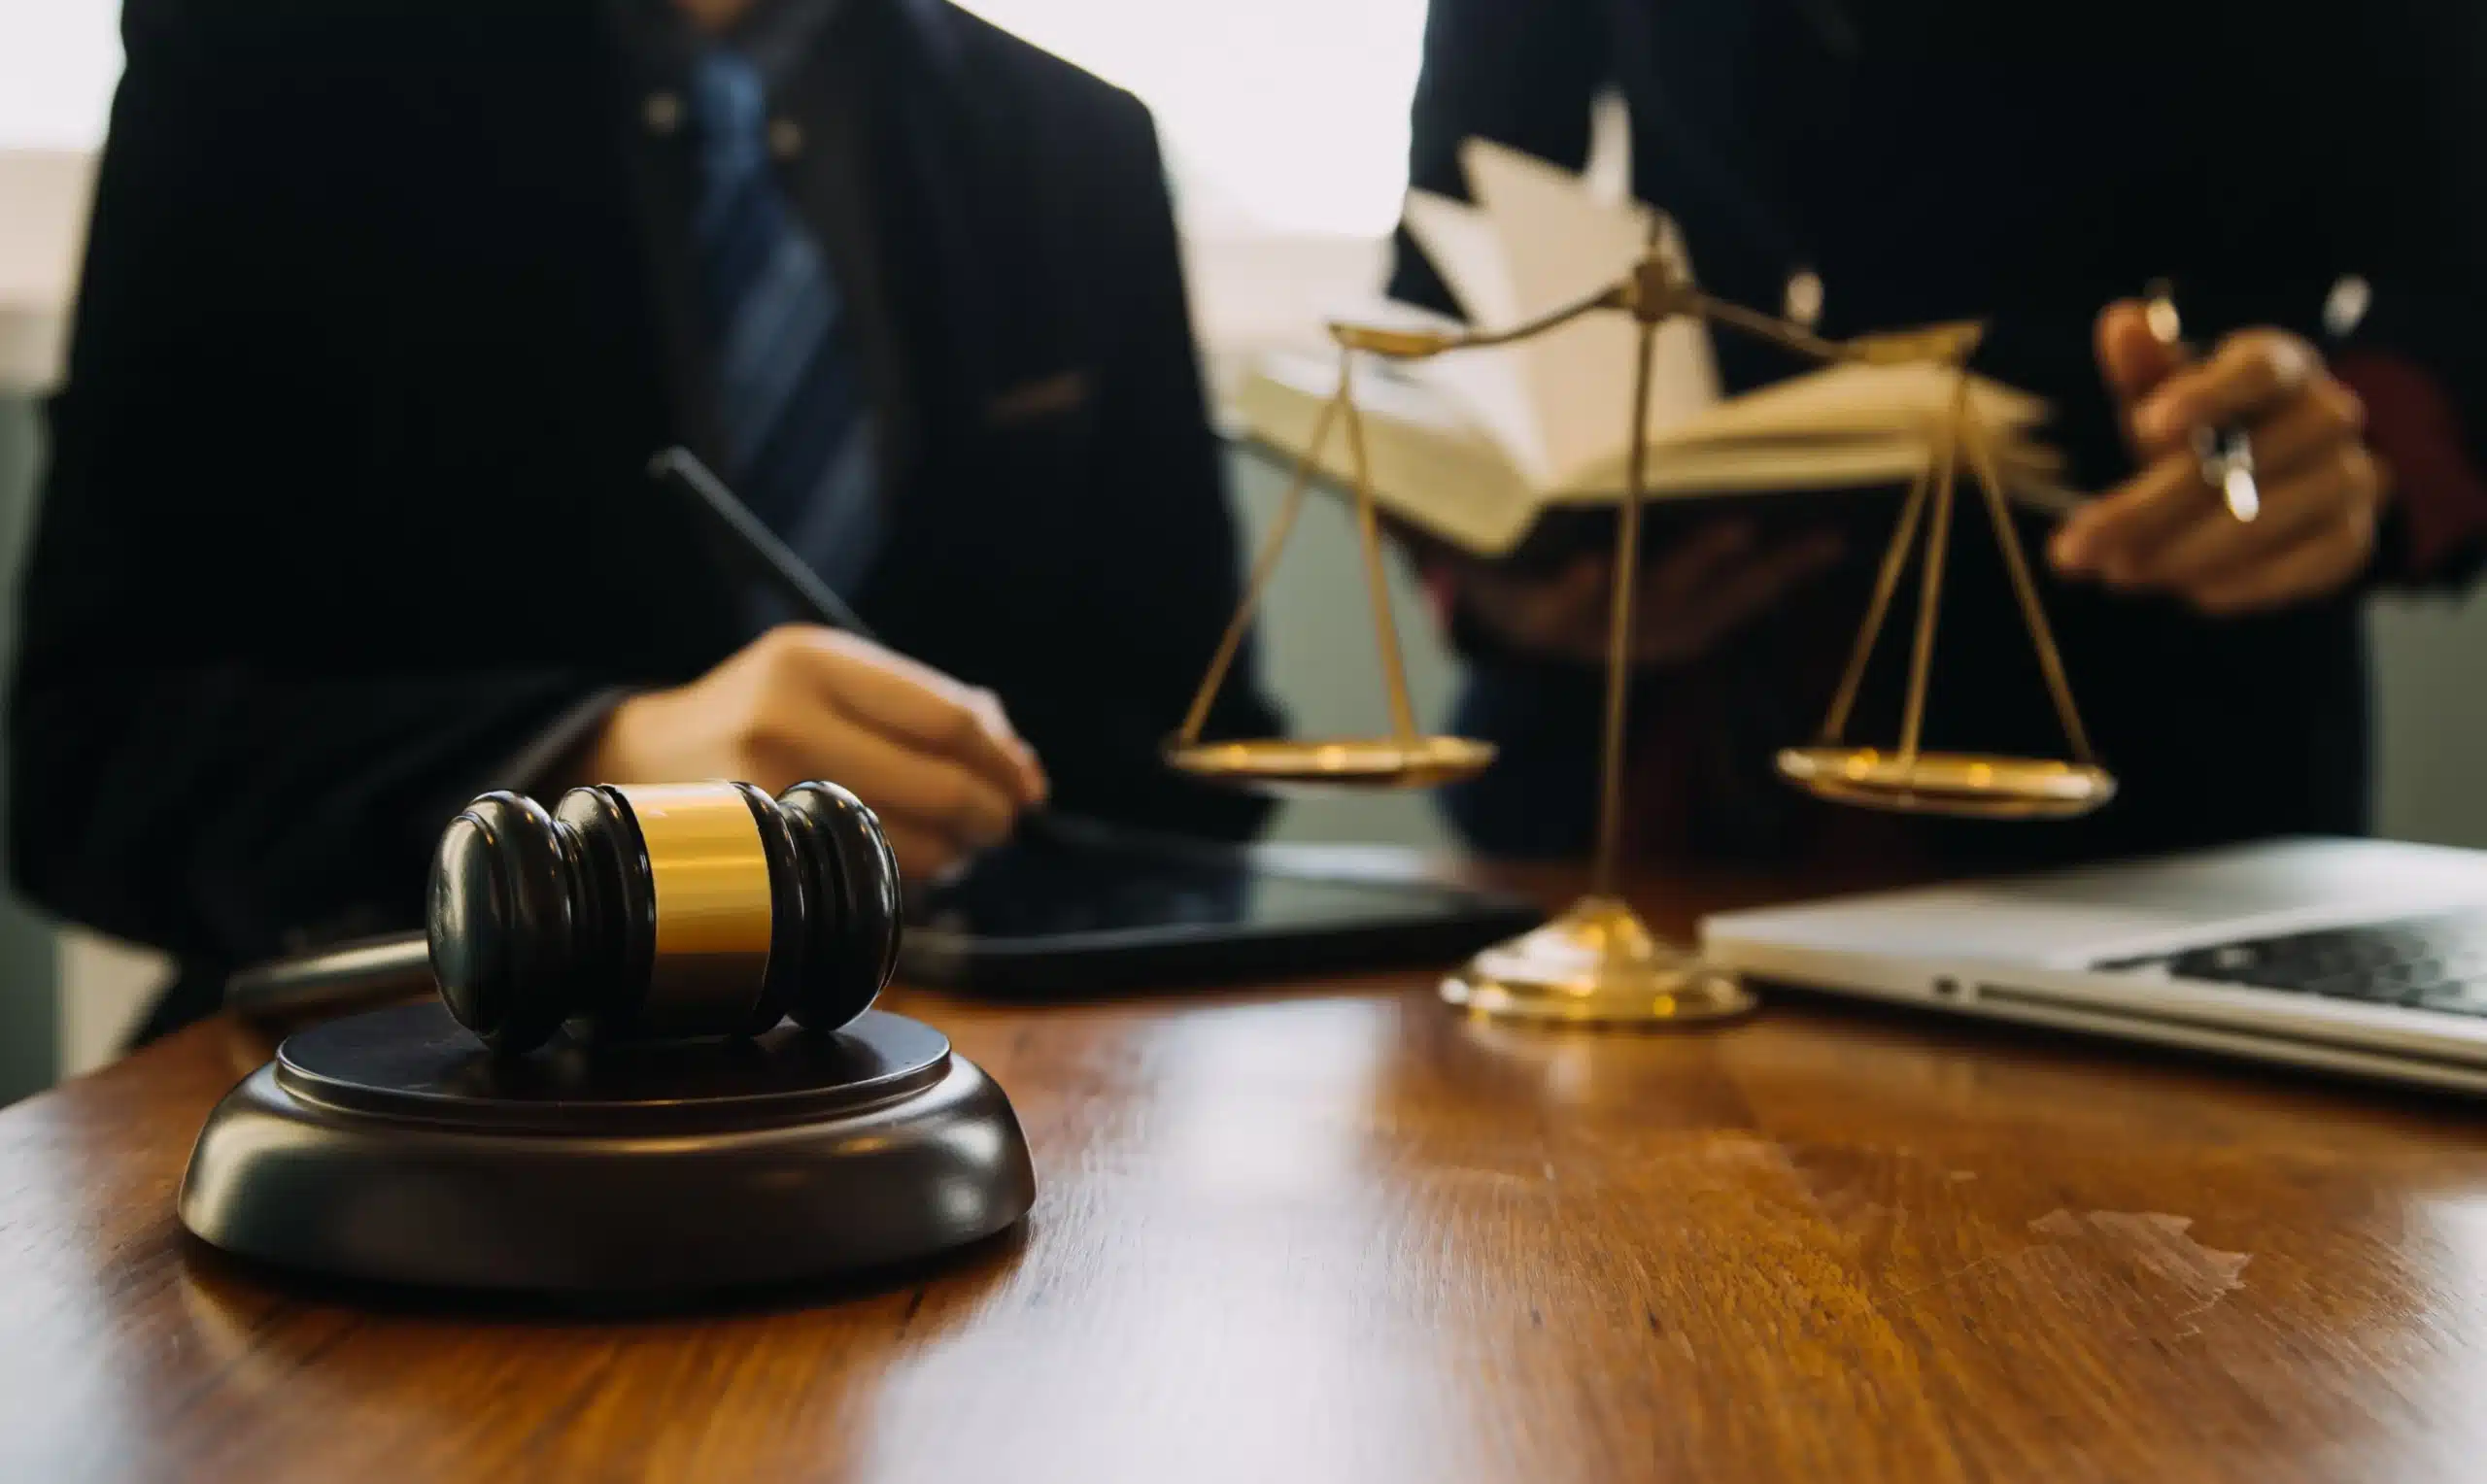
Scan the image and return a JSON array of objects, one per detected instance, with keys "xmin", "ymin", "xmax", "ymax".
[
  {"xmin": 10, "ymin": 0, "xmax": 1279, "ymax": 1040},
  {"xmin": 1392, "ymin": 0, "xmax": 2487, "ymax": 872}
]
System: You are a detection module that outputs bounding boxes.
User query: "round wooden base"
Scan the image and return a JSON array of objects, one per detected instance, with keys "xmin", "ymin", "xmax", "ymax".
[{"xmin": 178, "ymin": 1003, "xmax": 1035, "ymax": 1294}]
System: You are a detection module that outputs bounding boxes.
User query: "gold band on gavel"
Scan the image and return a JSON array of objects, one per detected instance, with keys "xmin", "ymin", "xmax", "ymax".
[{"xmin": 613, "ymin": 783, "xmax": 774, "ymax": 1033}]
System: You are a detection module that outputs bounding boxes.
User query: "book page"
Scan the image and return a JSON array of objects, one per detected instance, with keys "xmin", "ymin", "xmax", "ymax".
[
  {"xmin": 1547, "ymin": 432, "xmax": 2069, "ymax": 506},
  {"xmin": 1657, "ymin": 362, "xmax": 2044, "ymax": 449},
  {"xmin": 1457, "ymin": 140, "xmax": 1721, "ymax": 489},
  {"xmin": 1556, "ymin": 364, "xmax": 2057, "ymax": 498},
  {"xmin": 1399, "ymin": 142, "xmax": 1722, "ymax": 496},
  {"xmin": 1331, "ymin": 273, "xmax": 1552, "ymax": 489},
  {"xmin": 1234, "ymin": 352, "xmax": 1545, "ymax": 554},
  {"xmin": 1552, "ymin": 433, "xmax": 1941, "ymax": 502},
  {"xmin": 1399, "ymin": 191, "xmax": 1522, "ymax": 328}
]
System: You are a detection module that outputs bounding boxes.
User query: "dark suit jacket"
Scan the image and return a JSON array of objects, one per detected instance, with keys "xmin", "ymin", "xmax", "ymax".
[
  {"xmin": 11, "ymin": 0, "xmax": 1281, "ymax": 1033},
  {"xmin": 1389, "ymin": 0, "xmax": 2487, "ymax": 869}
]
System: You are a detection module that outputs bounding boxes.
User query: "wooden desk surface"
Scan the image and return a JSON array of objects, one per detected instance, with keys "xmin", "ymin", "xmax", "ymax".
[{"xmin": 4, "ymin": 867, "xmax": 2486, "ymax": 1484}]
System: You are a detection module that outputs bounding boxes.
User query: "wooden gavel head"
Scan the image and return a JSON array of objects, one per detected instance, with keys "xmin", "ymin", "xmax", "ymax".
[{"xmin": 427, "ymin": 780, "xmax": 902, "ymax": 1053}]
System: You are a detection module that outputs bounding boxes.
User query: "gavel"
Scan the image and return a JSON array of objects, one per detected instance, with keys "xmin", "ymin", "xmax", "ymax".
[
  {"xmin": 433, "ymin": 779, "xmax": 903, "ymax": 1052},
  {"xmin": 229, "ymin": 780, "xmax": 905, "ymax": 1053},
  {"xmin": 181, "ymin": 781, "xmax": 1039, "ymax": 1296}
]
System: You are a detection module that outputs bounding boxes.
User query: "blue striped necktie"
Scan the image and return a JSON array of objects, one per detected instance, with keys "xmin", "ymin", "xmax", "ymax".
[{"xmin": 686, "ymin": 45, "xmax": 881, "ymax": 602}]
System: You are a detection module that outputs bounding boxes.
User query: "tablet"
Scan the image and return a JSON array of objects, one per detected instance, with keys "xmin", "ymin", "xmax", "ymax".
[{"xmin": 899, "ymin": 814, "xmax": 1545, "ymax": 995}]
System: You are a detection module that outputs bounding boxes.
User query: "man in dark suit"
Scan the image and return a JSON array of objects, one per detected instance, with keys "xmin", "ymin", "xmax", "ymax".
[
  {"xmin": 1390, "ymin": 0, "xmax": 2487, "ymax": 870},
  {"xmin": 10, "ymin": 0, "xmax": 1281, "ymax": 1037}
]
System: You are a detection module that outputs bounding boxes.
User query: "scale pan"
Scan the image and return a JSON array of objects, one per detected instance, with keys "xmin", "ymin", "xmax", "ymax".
[
  {"xmin": 1165, "ymin": 735, "xmax": 1497, "ymax": 793},
  {"xmin": 1776, "ymin": 747, "xmax": 2116, "ymax": 820}
]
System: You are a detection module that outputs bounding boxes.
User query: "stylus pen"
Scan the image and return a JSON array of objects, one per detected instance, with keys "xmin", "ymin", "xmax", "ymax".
[
  {"xmin": 649, "ymin": 447, "xmax": 1073, "ymax": 847},
  {"xmin": 648, "ymin": 447, "xmax": 879, "ymax": 638},
  {"xmin": 2143, "ymin": 281, "xmax": 2260, "ymax": 523}
]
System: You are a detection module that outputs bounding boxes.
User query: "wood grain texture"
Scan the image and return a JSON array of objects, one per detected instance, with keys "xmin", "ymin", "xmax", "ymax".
[{"xmin": 3, "ymin": 863, "xmax": 2486, "ymax": 1484}]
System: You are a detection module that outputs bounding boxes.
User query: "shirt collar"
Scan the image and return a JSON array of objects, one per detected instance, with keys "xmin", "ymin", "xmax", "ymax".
[
  {"xmin": 615, "ymin": 0, "xmax": 869, "ymax": 91},
  {"xmin": 724, "ymin": 0, "xmax": 845, "ymax": 85}
]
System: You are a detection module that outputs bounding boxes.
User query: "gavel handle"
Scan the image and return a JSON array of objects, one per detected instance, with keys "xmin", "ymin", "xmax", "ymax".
[{"xmin": 224, "ymin": 932, "xmax": 432, "ymax": 1024}]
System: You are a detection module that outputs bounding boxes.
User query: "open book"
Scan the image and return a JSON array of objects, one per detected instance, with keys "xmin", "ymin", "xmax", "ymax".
[{"xmin": 1231, "ymin": 140, "xmax": 2068, "ymax": 557}]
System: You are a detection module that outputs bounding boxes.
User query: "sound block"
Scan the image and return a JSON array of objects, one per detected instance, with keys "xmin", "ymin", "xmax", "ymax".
[{"xmin": 178, "ymin": 1002, "xmax": 1036, "ymax": 1293}]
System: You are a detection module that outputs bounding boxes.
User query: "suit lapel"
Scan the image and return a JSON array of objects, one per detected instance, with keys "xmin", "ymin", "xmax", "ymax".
[{"xmin": 878, "ymin": 0, "xmax": 1077, "ymax": 446}]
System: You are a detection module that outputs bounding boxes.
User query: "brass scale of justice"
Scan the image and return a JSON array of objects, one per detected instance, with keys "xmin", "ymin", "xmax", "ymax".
[{"xmin": 1164, "ymin": 232, "xmax": 2202, "ymax": 1028}]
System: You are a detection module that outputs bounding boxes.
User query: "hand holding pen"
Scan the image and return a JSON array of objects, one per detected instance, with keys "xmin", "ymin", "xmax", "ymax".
[
  {"xmin": 2048, "ymin": 291, "xmax": 2388, "ymax": 616},
  {"xmin": 2140, "ymin": 281, "xmax": 2263, "ymax": 523},
  {"xmin": 560, "ymin": 451, "xmax": 1048, "ymax": 882}
]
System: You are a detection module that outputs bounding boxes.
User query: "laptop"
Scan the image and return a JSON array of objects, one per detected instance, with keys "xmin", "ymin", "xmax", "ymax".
[{"xmin": 1700, "ymin": 837, "xmax": 2487, "ymax": 1095}]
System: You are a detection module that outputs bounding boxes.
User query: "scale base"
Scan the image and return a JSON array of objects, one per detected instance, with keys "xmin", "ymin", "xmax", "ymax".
[
  {"xmin": 179, "ymin": 1003, "xmax": 1036, "ymax": 1294},
  {"xmin": 1440, "ymin": 895, "xmax": 1755, "ymax": 1027}
]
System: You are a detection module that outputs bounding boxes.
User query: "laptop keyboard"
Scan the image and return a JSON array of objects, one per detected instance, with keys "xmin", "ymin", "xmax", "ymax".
[{"xmin": 2096, "ymin": 909, "xmax": 2487, "ymax": 1017}]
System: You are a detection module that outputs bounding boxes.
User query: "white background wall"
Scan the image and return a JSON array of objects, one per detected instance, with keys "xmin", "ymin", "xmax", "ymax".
[{"xmin": 2372, "ymin": 601, "xmax": 2487, "ymax": 847}]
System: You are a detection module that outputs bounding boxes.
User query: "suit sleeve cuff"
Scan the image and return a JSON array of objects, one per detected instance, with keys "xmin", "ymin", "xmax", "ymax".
[{"xmin": 2333, "ymin": 350, "xmax": 2487, "ymax": 583}]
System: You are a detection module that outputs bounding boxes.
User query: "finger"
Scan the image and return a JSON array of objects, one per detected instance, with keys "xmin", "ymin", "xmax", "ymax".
[
  {"xmin": 2095, "ymin": 300, "xmax": 2186, "ymax": 436},
  {"xmin": 879, "ymin": 819, "xmax": 970, "ymax": 888},
  {"xmin": 1468, "ymin": 556, "xmax": 1608, "ymax": 661},
  {"xmin": 1621, "ymin": 522, "xmax": 1760, "ymax": 662},
  {"xmin": 1642, "ymin": 521, "xmax": 1757, "ymax": 610},
  {"xmin": 795, "ymin": 630, "xmax": 1036, "ymax": 801},
  {"xmin": 2243, "ymin": 377, "xmax": 2367, "ymax": 480},
  {"xmin": 964, "ymin": 685, "xmax": 1050, "ymax": 804},
  {"xmin": 1690, "ymin": 530, "xmax": 1844, "ymax": 619},
  {"xmin": 1531, "ymin": 555, "xmax": 1612, "ymax": 636},
  {"xmin": 2049, "ymin": 451, "xmax": 2218, "ymax": 577},
  {"xmin": 1521, "ymin": 556, "xmax": 1617, "ymax": 664},
  {"xmin": 1558, "ymin": 523, "xmax": 1760, "ymax": 666},
  {"xmin": 1470, "ymin": 555, "xmax": 1595, "ymax": 634},
  {"xmin": 2130, "ymin": 329, "xmax": 2319, "ymax": 448},
  {"xmin": 754, "ymin": 703, "xmax": 1022, "ymax": 849},
  {"xmin": 2190, "ymin": 512, "xmax": 2377, "ymax": 617},
  {"xmin": 1638, "ymin": 530, "xmax": 1841, "ymax": 663},
  {"xmin": 2132, "ymin": 455, "xmax": 2357, "ymax": 590}
]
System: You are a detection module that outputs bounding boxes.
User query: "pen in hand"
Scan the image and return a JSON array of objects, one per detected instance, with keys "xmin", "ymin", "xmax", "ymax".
[
  {"xmin": 2143, "ymin": 280, "xmax": 2261, "ymax": 523},
  {"xmin": 646, "ymin": 448, "xmax": 1061, "ymax": 850},
  {"xmin": 648, "ymin": 447, "xmax": 879, "ymax": 638},
  {"xmin": 224, "ymin": 449, "xmax": 1040, "ymax": 1020}
]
